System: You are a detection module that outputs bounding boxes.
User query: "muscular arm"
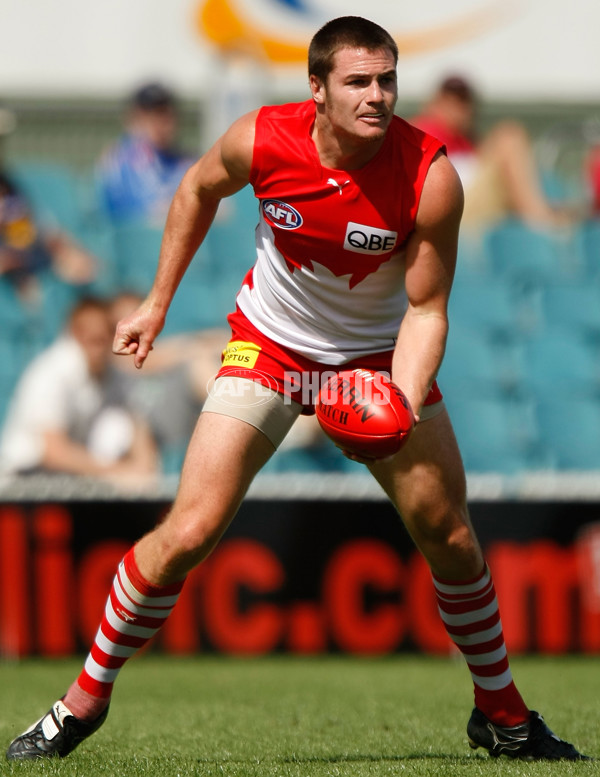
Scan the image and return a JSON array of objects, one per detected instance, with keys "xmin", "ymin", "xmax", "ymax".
[
  {"xmin": 391, "ymin": 152, "xmax": 464, "ymax": 419},
  {"xmin": 113, "ymin": 110, "xmax": 258, "ymax": 368}
]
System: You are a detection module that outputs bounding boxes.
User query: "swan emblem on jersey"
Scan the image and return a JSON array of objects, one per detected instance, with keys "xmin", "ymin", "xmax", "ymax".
[{"xmin": 262, "ymin": 199, "xmax": 303, "ymax": 230}]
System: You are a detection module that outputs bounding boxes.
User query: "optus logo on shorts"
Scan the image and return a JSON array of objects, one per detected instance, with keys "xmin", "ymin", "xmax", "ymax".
[
  {"xmin": 222, "ymin": 340, "xmax": 262, "ymax": 369},
  {"xmin": 262, "ymin": 199, "xmax": 303, "ymax": 230},
  {"xmin": 343, "ymin": 221, "xmax": 398, "ymax": 255}
]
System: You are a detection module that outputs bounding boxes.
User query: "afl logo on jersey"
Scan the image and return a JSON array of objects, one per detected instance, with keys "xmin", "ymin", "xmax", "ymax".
[{"xmin": 262, "ymin": 199, "xmax": 303, "ymax": 230}]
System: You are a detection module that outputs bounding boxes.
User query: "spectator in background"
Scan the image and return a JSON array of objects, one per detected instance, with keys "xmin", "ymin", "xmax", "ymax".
[
  {"xmin": 96, "ymin": 82, "xmax": 194, "ymax": 225},
  {"xmin": 411, "ymin": 75, "xmax": 569, "ymax": 231},
  {"xmin": 0, "ymin": 106, "xmax": 97, "ymax": 303},
  {"xmin": 108, "ymin": 291, "xmax": 227, "ymax": 472},
  {"xmin": 0, "ymin": 172, "xmax": 97, "ymax": 298},
  {"xmin": 0, "ymin": 296, "xmax": 159, "ymax": 484}
]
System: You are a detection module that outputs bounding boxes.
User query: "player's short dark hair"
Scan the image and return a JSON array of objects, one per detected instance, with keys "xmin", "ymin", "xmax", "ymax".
[{"xmin": 308, "ymin": 16, "xmax": 398, "ymax": 82}]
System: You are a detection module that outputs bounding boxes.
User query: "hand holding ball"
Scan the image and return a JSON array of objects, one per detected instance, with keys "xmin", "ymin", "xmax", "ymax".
[{"xmin": 316, "ymin": 369, "xmax": 415, "ymax": 459}]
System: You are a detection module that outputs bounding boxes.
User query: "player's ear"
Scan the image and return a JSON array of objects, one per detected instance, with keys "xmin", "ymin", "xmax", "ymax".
[{"xmin": 309, "ymin": 74, "xmax": 325, "ymax": 104}]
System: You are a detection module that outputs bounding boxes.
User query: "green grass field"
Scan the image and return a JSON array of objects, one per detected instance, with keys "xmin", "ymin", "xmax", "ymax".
[{"xmin": 1, "ymin": 655, "xmax": 599, "ymax": 776}]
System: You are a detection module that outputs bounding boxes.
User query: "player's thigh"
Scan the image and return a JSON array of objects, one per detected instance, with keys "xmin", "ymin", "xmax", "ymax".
[
  {"xmin": 369, "ymin": 406, "xmax": 468, "ymax": 529},
  {"xmin": 138, "ymin": 380, "xmax": 304, "ymax": 581},
  {"xmin": 150, "ymin": 413, "xmax": 273, "ymax": 565},
  {"xmin": 138, "ymin": 411, "xmax": 281, "ymax": 581},
  {"xmin": 174, "ymin": 380, "xmax": 302, "ymax": 525},
  {"xmin": 177, "ymin": 411, "xmax": 272, "ymax": 510}
]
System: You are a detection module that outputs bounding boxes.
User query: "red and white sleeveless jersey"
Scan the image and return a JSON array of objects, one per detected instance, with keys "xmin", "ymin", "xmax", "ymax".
[{"xmin": 236, "ymin": 100, "xmax": 443, "ymax": 365}]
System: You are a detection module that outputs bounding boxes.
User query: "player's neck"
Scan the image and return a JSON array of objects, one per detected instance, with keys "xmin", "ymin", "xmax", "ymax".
[{"xmin": 311, "ymin": 121, "xmax": 386, "ymax": 171}]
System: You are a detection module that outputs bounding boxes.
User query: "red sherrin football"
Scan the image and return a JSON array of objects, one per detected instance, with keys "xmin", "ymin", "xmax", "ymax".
[{"xmin": 316, "ymin": 369, "xmax": 415, "ymax": 459}]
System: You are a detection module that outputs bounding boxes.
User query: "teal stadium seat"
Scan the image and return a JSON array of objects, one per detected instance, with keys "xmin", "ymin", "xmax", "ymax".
[
  {"xmin": 454, "ymin": 232, "xmax": 494, "ymax": 281},
  {"xmin": 541, "ymin": 281, "xmax": 600, "ymax": 339},
  {"xmin": 540, "ymin": 168, "xmax": 571, "ymax": 204},
  {"xmin": 446, "ymin": 395, "xmax": 546, "ymax": 473},
  {"xmin": 575, "ymin": 220, "xmax": 600, "ymax": 280},
  {"xmin": 0, "ymin": 277, "xmax": 53, "ymax": 365},
  {"xmin": 75, "ymin": 220, "xmax": 120, "ymax": 297},
  {"xmin": 9, "ymin": 162, "xmax": 84, "ymax": 234},
  {"xmin": 111, "ymin": 221, "xmax": 230, "ymax": 333},
  {"xmin": 0, "ymin": 277, "xmax": 27, "ymax": 333},
  {"xmin": 536, "ymin": 398, "xmax": 600, "ymax": 470},
  {"xmin": 484, "ymin": 219, "xmax": 579, "ymax": 285},
  {"xmin": 206, "ymin": 187, "xmax": 260, "ymax": 302},
  {"xmin": 448, "ymin": 278, "xmax": 518, "ymax": 342},
  {"xmin": 166, "ymin": 276, "xmax": 232, "ymax": 334},
  {"xmin": 0, "ymin": 373, "xmax": 19, "ymax": 431},
  {"xmin": 439, "ymin": 324, "xmax": 522, "ymax": 397},
  {"xmin": 37, "ymin": 269, "xmax": 84, "ymax": 344},
  {"xmin": 111, "ymin": 222, "xmax": 164, "ymax": 294},
  {"xmin": 521, "ymin": 327, "xmax": 600, "ymax": 399},
  {"xmin": 0, "ymin": 281, "xmax": 42, "ymax": 430},
  {"xmin": 0, "ymin": 334, "xmax": 21, "ymax": 380}
]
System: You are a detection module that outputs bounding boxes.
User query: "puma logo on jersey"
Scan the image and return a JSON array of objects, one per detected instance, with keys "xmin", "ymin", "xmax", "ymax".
[
  {"xmin": 343, "ymin": 221, "xmax": 398, "ymax": 255},
  {"xmin": 262, "ymin": 199, "xmax": 303, "ymax": 230},
  {"xmin": 327, "ymin": 177, "xmax": 350, "ymax": 195}
]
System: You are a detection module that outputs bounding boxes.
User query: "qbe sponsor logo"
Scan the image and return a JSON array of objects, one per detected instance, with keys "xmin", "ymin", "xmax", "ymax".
[
  {"xmin": 343, "ymin": 221, "xmax": 397, "ymax": 255},
  {"xmin": 262, "ymin": 199, "xmax": 303, "ymax": 230}
]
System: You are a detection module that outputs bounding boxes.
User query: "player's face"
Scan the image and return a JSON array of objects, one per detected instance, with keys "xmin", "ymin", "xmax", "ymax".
[{"xmin": 311, "ymin": 46, "xmax": 398, "ymax": 145}]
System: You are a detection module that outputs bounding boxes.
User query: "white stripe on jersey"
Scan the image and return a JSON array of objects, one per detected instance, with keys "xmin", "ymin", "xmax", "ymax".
[{"xmin": 237, "ymin": 216, "xmax": 408, "ymax": 365}]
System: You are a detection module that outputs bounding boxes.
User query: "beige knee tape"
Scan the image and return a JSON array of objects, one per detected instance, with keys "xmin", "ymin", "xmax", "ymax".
[{"xmin": 201, "ymin": 376, "xmax": 302, "ymax": 449}]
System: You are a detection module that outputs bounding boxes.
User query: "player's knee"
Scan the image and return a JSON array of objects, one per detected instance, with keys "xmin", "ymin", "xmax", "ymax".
[
  {"xmin": 420, "ymin": 513, "xmax": 465, "ymax": 549},
  {"xmin": 441, "ymin": 519, "xmax": 478, "ymax": 557},
  {"xmin": 405, "ymin": 498, "xmax": 472, "ymax": 551},
  {"xmin": 176, "ymin": 522, "xmax": 220, "ymax": 562},
  {"xmin": 155, "ymin": 513, "xmax": 223, "ymax": 572}
]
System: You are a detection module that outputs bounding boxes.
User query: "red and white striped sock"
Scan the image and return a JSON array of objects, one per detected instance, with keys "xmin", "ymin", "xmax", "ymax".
[
  {"xmin": 64, "ymin": 547, "xmax": 184, "ymax": 720},
  {"xmin": 433, "ymin": 564, "xmax": 529, "ymax": 727}
]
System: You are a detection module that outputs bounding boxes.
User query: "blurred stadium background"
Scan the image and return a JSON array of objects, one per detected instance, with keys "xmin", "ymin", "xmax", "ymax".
[{"xmin": 1, "ymin": 0, "xmax": 600, "ymax": 662}]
